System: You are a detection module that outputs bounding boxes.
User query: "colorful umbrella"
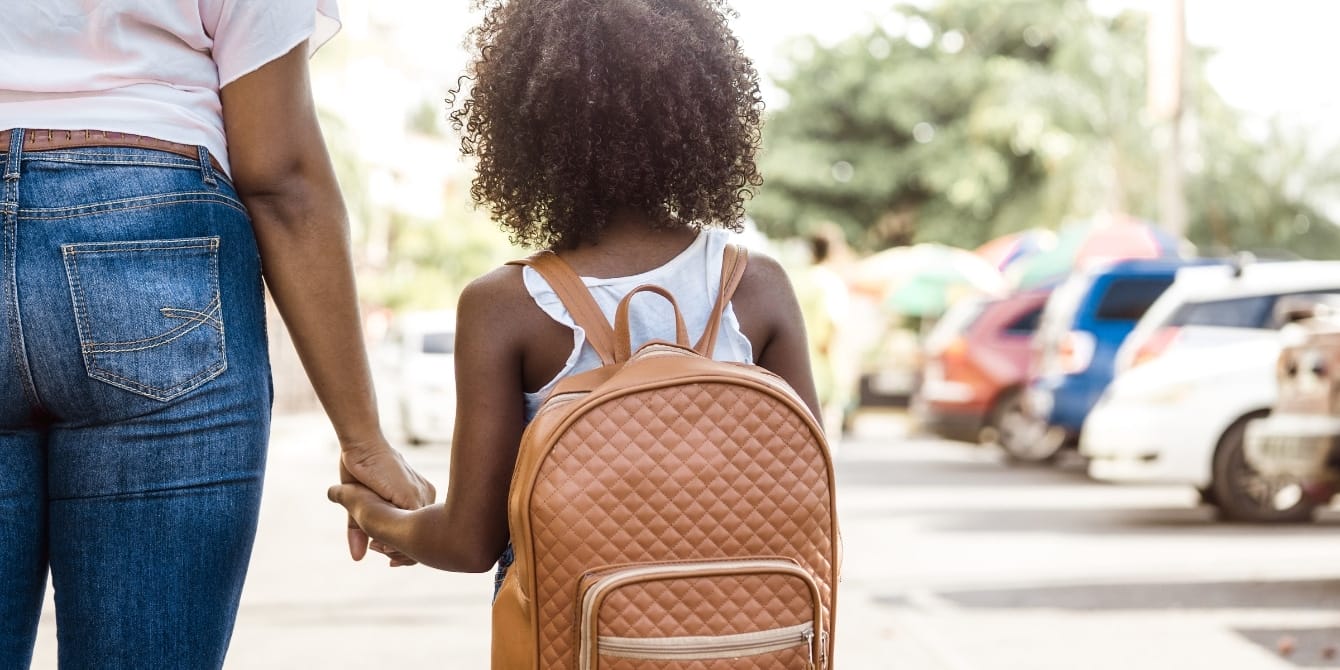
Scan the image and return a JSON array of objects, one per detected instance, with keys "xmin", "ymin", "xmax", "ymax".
[
  {"xmin": 975, "ymin": 229, "xmax": 1058, "ymax": 272},
  {"xmin": 851, "ymin": 244, "xmax": 1006, "ymax": 317},
  {"xmin": 1011, "ymin": 217, "xmax": 1186, "ymax": 289}
]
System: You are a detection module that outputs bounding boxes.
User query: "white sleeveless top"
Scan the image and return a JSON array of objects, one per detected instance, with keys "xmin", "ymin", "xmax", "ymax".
[
  {"xmin": 0, "ymin": 0, "xmax": 340, "ymax": 176},
  {"xmin": 522, "ymin": 229, "xmax": 754, "ymax": 420}
]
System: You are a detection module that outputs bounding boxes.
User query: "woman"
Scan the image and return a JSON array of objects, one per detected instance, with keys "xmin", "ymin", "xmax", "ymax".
[{"xmin": 0, "ymin": 2, "xmax": 433, "ymax": 668}]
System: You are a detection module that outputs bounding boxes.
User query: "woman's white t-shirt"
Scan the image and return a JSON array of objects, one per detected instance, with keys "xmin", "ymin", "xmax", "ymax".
[{"xmin": 0, "ymin": 0, "xmax": 341, "ymax": 175}]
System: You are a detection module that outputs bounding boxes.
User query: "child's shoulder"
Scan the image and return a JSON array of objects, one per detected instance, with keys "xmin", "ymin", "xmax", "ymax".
[
  {"xmin": 456, "ymin": 260, "xmax": 576, "ymax": 371},
  {"xmin": 465, "ymin": 262, "xmax": 529, "ymax": 295},
  {"xmin": 456, "ymin": 263, "xmax": 539, "ymax": 327},
  {"xmin": 735, "ymin": 247, "xmax": 790, "ymax": 295}
]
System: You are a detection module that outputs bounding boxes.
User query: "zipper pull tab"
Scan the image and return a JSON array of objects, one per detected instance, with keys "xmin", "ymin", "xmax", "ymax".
[{"xmin": 803, "ymin": 630, "xmax": 815, "ymax": 668}]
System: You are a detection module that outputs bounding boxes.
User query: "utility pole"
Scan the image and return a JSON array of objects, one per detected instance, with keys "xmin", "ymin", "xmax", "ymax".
[{"xmin": 1148, "ymin": 0, "xmax": 1188, "ymax": 238}]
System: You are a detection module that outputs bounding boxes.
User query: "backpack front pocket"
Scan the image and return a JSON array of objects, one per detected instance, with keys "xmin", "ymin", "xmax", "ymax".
[
  {"xmin": 576, "ymin": 559, "xmax": 825, "ymax": 670},
  {"xmin": 62, "ymin": 237, "xmax": 226, "ymax": 401}
]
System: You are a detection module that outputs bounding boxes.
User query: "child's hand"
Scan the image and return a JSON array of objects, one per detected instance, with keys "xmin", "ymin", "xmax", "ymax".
[
  {"xmin": 328, "ymin": 481, "xmax": 416, "ymax": 565},
  {"xmin": 370, "ymin": 540, "xmax": 419, "ymax": 568}
]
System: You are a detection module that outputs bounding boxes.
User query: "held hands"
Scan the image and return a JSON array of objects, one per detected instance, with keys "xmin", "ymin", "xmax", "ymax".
[
  {"xmin": 328, "ymin": 479, "xmax": 419, "ymax": 566},
  {"xmin": 332, "ymin": 436, "xmax": 436, "ymax": 565}
]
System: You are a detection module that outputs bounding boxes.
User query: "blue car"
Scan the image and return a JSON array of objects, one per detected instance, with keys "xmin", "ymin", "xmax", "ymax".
[{"xmin": 1003, "ymin": 258, "xmax": 1219, "ymax": 462}]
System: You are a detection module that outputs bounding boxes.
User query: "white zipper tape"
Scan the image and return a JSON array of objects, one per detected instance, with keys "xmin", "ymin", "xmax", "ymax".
[{"xmin": 598, "ymin": 621, "xmax": 814, "ymax": 661}]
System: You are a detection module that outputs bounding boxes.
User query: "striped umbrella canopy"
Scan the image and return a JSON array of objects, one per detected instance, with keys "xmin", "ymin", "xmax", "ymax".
[
  {"xmin": 975, "ymin": 229, "xmax": 1058, "ymax": 272},
  {"xmin": 851, "ymin": 243, "xmax": 1006, "ymax": 317},
  {"xmin": 1012, "ymin": 217, "xmax": 1186, "ymax": 289}
]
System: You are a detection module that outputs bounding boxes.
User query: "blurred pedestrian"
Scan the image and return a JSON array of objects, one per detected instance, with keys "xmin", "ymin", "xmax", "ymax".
[
  {"xmin": 799, "ymin": 226, "xmax": 856, "ymax": 441},
  {"xmin": 0, "ymin": 2, "xmax": 433, "ymax": 668},
  {"xmin": 329, "ymin": 0, "xmax": 820, "ymax": 595}
]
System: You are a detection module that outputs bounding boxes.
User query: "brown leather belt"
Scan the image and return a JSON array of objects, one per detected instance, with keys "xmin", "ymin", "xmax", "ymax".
[{"xmin": 0, "ymin": 129, "xmax": 225, "ymax": 174}]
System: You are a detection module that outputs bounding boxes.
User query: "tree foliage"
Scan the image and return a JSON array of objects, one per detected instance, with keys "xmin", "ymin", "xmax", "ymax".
[{"xmin": 750, "ymin": 0, "xmax": 1340, "ymax": 257}]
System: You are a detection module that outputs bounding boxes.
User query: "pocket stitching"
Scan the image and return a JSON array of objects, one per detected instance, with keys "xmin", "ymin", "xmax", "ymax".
[
  {"xmin": 65, "ymin": 239, "xmax": 218, "ymax": 254},
  {"xmin": 161, "ymin": 304, "xmax": 224, "ymax": 331},
  {"xmin": 87, "ymin": 360, "xmax": 227, "ymax": 399},
  {"xmin": 62, "ymin": 236, "xmax": 228, "ymax": 402},
  {"xmin": 82, "ymin": 297, "xmax": 221, "ymax": 351},
  {"xmin": 27, "ymin": 194, "xmax": 247, "ymax": 220}
]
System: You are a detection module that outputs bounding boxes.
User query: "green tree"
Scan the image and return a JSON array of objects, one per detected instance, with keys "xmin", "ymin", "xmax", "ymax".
[
  {"xmin": 752, "ymin": 0, "xmax": 1147, "ymax": 249},
  {"xmin": 751, "ymin": 0, "xmax": 1340, "ymax": 258}
]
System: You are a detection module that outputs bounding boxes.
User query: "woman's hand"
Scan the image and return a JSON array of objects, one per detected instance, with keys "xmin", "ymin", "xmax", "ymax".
[{"xmin": 339, "ymin": 437, "xmax": 437, "ymax": 561}]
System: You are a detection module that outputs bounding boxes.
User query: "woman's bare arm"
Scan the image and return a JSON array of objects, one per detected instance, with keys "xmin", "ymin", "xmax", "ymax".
[{"xmin": 220, "ymin": 42, "xmax": 435, "ymax": 559}]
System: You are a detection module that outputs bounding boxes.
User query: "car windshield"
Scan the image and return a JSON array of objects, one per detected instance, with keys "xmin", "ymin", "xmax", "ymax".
[
  {"xmin": 1094, "ymin": 277, "xmax": 1174, "ymax": 322},
  {"xmin": 1005, "ymin": 306, "xmax": 1043, "ymax": 335},
  {"xmin": 924, "ymin": 298, "xmax": 987, "ymax": 354},
  {"xmin": 420, "ymin": 332, "xmax": 455, "ymax": 354},
  {"xmin": 1168, "ymin": 295, "xmax": 1274, "ymax": 329},
  {"xmin": 1168, "ymin": 290, "xmax": 1340, "ymax": 331},
  {"xmin": 1036, "ymin": 274, "xmax": 1091, "ymax": 344}
]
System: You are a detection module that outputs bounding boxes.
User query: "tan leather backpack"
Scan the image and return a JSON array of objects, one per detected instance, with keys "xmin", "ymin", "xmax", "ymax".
[{"xmin": 492, "ymin": 245, "xmax": 839, "ymax": 669}]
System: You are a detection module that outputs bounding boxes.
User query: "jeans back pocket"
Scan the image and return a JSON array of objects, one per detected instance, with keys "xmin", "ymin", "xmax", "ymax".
[{"xmin": 62, "ymin": 237, "xmax": 226, "ymax": 402}]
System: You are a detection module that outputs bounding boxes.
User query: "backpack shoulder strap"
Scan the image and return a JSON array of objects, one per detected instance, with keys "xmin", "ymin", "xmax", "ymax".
[
  {"xmin": 507, "ymin": 251, "xmax": 618, "ymax": 366},
  {"xmin": 694, "ymin": 243, "xmax": 749, "ymax": 357}
]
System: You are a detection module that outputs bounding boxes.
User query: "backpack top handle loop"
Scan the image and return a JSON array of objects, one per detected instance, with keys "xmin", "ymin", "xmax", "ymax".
[
  {"xmin": 694, "ymin": 244, "xmax": 749, "ymax": 358},
  {"xmin": 614, "ymin": 285, "xmax": 690, "ymax": 363},
  {"xmin": 508, "ymin": 251, "xmax": 619, "ymax": 366}
]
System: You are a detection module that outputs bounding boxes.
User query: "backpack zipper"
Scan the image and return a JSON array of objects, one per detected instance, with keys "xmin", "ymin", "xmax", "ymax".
[
  {"xmin": 598, "ymin": 621, "xmax": 815, "ymax": 661},
  {"xmin": 577, "ymin": 559, "xmax": 823, "ymax": 670}
]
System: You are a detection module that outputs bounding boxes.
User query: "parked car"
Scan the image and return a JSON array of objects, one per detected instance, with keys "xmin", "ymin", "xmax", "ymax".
[
  {"xmin": 1083, "ymin": 261, "xmax": 1340, "ymax": 522},
  {"xmin": 1245, "ymin": 312, "xmax": 1340, "ymax": 508},
  {"xmin": 1117, "ymin": 261, "xmax": 1340, "ymax": 375},
  {"xmin": 1009, "ymin": 258, "xmax": 1205, "ymax": 462},
  {"xmin": 914, "ymin": 288, "xmax": 1050, "ymax": 444},
  {"xmin": 385, "ymin": 311, "xmax": 457, "ymax": 445}
]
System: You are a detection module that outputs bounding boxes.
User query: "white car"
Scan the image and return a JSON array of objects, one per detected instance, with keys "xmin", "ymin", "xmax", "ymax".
[
  {"xmin": 1116, "ymin": 260, "xmax": 1340, "ymax": 374},
  {"xmin": 385, "ymin": 311, "xmax": 457, "ymax": 446},
  {"xmin": 1082, "ymin": 260, "xmax": 1340, "ymax": 522}
]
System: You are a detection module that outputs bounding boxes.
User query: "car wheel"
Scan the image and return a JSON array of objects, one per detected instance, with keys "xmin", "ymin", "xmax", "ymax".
[
  {"xmin": 1210, "ymin": 412, "xmax": 1317, "ymax": 523},
  {"xmin": 996, "ymin": 395, "xmax": 1065, "ymax": 464},
  {"xmin": 980, "ymin": 389, "xmax": 1020, "ymax": 445}
]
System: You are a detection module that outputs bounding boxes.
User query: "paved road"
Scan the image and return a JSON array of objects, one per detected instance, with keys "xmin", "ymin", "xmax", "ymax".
[
  {"xmin": 30, "ymin": 411, "xmax": 1340, "ymax": 668},
  {"xmin": 840, "ymin": 414, "xmax": 1340, "ymax": 670}
]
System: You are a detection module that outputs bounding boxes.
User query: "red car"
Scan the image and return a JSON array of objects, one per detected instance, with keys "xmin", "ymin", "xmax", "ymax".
[{"xmin": 915, "ymin": 288, "xmax": 1052, "ymax": 443}]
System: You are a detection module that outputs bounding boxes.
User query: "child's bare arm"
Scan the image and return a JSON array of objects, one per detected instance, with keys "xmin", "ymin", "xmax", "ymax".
[
  {"xmin": 330, "ymin": 268, "xmax": 529, "ymax": 572},
  {"xmin": 733, "ymin": 253, "xmax": 824, "ymax": 422}
]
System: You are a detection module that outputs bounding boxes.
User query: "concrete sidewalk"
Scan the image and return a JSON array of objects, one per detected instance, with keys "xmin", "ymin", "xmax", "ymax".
[{"xmin": 34, "ymin": 411, "xmax": 1338, "ymax": 668}]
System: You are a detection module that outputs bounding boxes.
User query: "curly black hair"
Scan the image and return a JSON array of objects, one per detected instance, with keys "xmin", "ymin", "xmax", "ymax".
[{"xmin": 448, "ymin": 0, "xmax": 765, "ymax": 250}]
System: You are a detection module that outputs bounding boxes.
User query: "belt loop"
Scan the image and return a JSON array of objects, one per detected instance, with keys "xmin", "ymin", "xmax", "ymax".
[
  {"xmin": 197, "ymin": 145, "xmax": 217, "ymax": 187},
  {"xmin": 3, "ymin": 129, "xmax": 23, "ymax": 181}
]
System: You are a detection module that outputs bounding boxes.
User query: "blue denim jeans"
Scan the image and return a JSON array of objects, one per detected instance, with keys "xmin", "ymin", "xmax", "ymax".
[{"xmin": 0, "ymin": 129, "xmax": 272, "ymax": 669}]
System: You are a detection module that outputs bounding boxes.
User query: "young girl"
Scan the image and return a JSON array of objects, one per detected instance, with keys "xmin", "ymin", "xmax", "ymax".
[{"xmin": 330, "ymin": 0, "xmax": 820, "ymax": 580}]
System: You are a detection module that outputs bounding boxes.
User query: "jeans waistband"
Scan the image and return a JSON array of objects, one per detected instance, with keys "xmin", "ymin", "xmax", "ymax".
[{"xmin": 0, "ymin": 129, "xmax": 225, "ymax": 175}]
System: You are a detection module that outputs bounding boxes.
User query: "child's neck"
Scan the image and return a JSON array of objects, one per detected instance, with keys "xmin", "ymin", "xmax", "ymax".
[{"xmin": 560, "ymin": 212, "xmax": 699, "ymax": 278}]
